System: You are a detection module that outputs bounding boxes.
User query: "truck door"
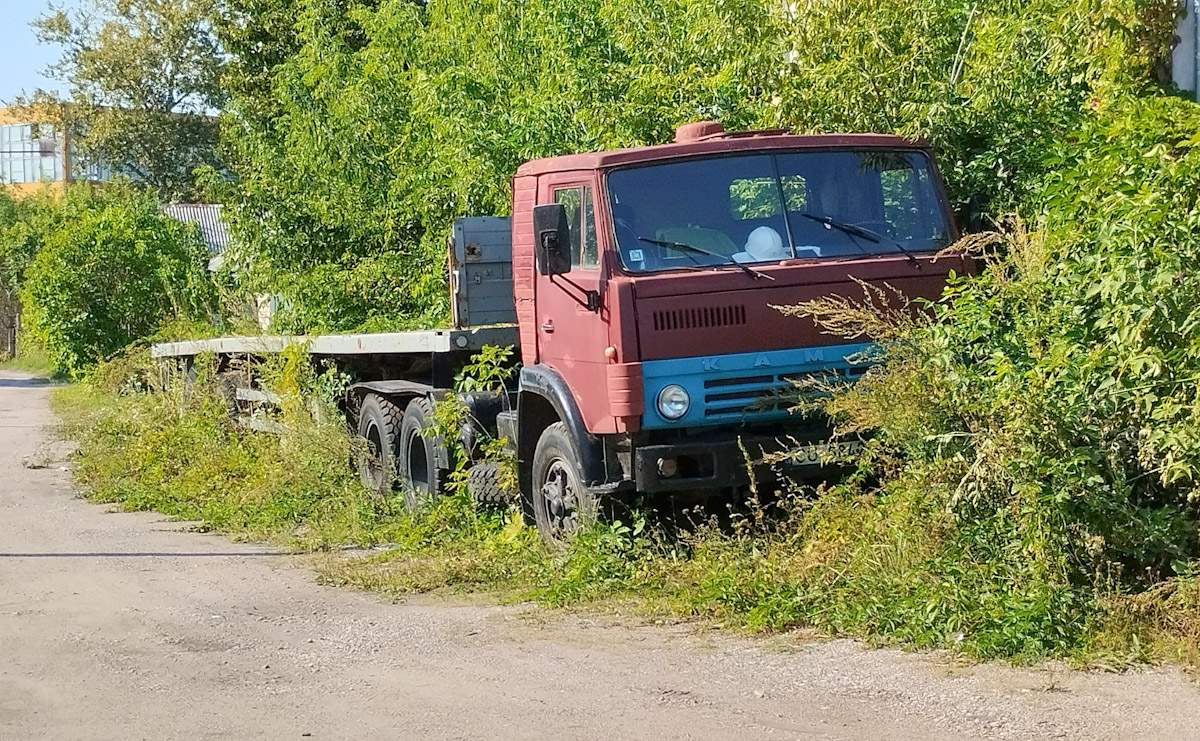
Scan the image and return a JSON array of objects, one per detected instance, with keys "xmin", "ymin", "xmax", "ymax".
[{"xmin": 536, "ymin": 175, "xmax": 614, "ymax": 433}]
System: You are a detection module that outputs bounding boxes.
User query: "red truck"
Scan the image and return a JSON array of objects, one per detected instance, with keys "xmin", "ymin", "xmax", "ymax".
[{"xmin": 153, "ymin": 122, "xmax": 966, "ymax": 542}]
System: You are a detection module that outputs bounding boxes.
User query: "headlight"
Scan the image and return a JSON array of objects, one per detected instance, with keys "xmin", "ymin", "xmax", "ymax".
[{"xmin": 657, "ymin": 384, "xmax": 691, "ymax": 421}]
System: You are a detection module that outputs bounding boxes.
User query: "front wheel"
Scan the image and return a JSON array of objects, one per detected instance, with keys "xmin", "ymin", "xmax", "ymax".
[{"xmin": 531, "ymin": 422, "xmax": 596, "ymax": 545}]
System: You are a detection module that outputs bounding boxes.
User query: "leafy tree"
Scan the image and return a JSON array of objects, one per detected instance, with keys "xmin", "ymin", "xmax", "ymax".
[
  {"xmin": 20, "ymin": 187, "xmax": 217, "ymax": 375},
  {"xmin": 213, "ymin": 0, "xmax": 306, "ymax": 130},
  {"xmin": 23, "ymin": 0, "xmax": 225, "ymax": 199},
  {"xmin": 212, "ymin": 0, "xmax": 1181, "ymax": 332},
  {"xmin": 217, "ymin": 0, "xmax": 782, "ymax": 331},
  {"xmin": 0, "ymin": 182, "xmax": 146, "ymax": 303},
  {"xmin": 772, "ymin": 0, "xmax": 1179, "ymax": 212}
]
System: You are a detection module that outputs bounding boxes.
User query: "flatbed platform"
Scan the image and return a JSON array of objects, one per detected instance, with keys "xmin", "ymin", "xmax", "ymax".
[{"xmin": 151, "ymin": 326, "xmax": 518, "ymax": 359}]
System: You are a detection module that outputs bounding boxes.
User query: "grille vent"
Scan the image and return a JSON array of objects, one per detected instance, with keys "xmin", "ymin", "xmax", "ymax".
[
  {"xmin": 700, "ymin": 367, "xmax": 868, "ymax": 419},
  {"xmin": 651, "ymin": 305, "xmax": 747, "ymax": 332}
]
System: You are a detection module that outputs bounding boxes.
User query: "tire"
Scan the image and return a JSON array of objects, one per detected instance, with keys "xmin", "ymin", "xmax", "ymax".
[
  {"xmin": 357, "ymin": 393, "xmax": 403, "ymax": 499},
  {"xmin": 531, "ymin": 422, "xmax": 596, "ymax": 545},
  {"xmin": 468, "ymin": 462, "xmax": 517, "ymax": 507},
  {"xmin": 214, "ymin": 372, "xmax": 239, "ymax": 417},
  {"xmin": 397, "ymin": 397, "xmax": 447, "ymax": 511}
]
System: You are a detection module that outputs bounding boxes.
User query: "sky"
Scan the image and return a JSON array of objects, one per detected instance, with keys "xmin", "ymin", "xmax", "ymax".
[{"xmin": 0, "ymin": 0, "xmax": 70, "ymax": 105}]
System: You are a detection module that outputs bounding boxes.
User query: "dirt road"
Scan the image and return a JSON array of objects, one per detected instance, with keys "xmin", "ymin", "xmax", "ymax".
[{"xmin": 1, "ymin": 369, "xmax": 1199, "ymax": 741}]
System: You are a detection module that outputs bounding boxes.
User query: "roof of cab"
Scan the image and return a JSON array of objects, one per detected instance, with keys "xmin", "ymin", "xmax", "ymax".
[{"xmin": 514, "ymin": 131, "xmax": 930, "ymax": 178}]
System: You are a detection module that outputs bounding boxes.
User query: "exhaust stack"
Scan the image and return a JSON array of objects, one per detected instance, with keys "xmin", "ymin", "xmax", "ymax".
[{"xmin": 674, "ymin": 121, "xmax": 725, "ymax": 143}]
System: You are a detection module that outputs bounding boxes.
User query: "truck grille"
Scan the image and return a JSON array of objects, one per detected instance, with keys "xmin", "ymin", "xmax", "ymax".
[
  {"xmin": 702, "ymin": 366, "xmax": 868, "ymax": 419},
  {"xmin": 651, "ymin": 304, "xmax": 746, "ymax": 332}
]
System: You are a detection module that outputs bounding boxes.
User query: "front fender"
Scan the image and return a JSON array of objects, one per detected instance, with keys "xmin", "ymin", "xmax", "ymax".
[{"xmin": 518, "ymin": 365, "xmax": 607, "ymax": 486}]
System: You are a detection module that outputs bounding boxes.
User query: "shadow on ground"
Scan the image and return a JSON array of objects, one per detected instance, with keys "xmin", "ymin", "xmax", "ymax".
[{"xmin": 0, "ymin": 378, "xmax": 55, "ymax": 388}]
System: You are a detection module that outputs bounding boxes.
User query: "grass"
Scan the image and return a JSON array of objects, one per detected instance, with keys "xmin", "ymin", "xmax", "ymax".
[
  {"xmin": 1, "ymin": 346, "xmax": 59, "ymax": 378},
  {"xmin": 53, "ymin": 381, "xmax": 407, "ymax": 547},
  {"xmin": 46, "ymin": 358, "xmax": 1200, "ymax": 671}
]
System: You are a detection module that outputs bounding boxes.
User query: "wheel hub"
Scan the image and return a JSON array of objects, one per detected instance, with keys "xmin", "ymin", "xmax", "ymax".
[{"xmin": 541, "ymin": 460, "xmax": 580, "ymax": 535}]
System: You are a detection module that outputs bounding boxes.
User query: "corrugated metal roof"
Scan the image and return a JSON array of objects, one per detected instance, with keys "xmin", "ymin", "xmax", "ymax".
[{"xmin": 163, "ymin": 203, "xmax": 232, "ymax": 255}]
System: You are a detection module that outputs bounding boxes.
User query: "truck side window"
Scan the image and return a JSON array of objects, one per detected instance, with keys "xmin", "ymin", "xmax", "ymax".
[
  {"xmin": 581, "ymin": 187, "xmax": 598, "ymax": 268},
  {"xmin": 554, "ymin": 185, "xmax": 599, "ymax": 269}
]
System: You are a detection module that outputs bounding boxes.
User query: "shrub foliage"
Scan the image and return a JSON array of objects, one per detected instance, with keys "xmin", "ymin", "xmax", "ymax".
[
  {"xmin": 781, "ymin": 95, "xmax": 1200, "ymax": 659},
  {"xmin": 19, "ymin": 186, "xmax": 216, "ymax": 376}
]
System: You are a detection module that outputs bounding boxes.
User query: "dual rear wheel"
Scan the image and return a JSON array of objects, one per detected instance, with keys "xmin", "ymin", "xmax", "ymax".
[
  {"xmin": 357, "ymin": 395, "xmax": 596, "ymax": 543},
  {"xmin": 357, "ymin": 394, "xmax": 444, "ymax": 511}
]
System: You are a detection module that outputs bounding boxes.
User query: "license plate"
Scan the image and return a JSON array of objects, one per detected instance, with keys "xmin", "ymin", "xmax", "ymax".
[{"xmin": 787, "ymin": 440, "xmax": 865, "ymax": 467}]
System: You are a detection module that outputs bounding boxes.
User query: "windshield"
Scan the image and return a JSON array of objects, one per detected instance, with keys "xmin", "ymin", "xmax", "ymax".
[{"xmin": 607, "ymin": 150, "xmax": 952, "ymax": 273}]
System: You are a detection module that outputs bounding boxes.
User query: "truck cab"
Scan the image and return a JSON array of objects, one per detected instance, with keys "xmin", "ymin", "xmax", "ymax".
[{"xmin": 509, "ymin": 122, "xmax": 967, "ymax": 539}]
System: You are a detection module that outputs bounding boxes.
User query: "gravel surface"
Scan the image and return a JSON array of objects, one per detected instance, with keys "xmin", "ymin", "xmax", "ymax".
[{"xmin": 1, "ymin": 369, "xmax": 1199, "ymax": 740}]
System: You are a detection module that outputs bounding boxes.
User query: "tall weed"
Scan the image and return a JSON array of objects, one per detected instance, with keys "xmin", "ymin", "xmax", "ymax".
[
  {"xmin": 55, "ymin": 346, "xmax": 1200, "ymax": 665},
  {"xmin": 767, "ymin": 98, "xmax": 1200, "ymax": 662}
]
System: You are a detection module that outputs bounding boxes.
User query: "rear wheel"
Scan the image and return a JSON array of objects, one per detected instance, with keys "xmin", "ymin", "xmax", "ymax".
[
  {"xmin": 214, "ymin": 372, "xmax": 239, "ymax": 417},
  {"xmin": 531, "ymin": 422, "xmax": 596, "ymax": 545},
  {"xmin": 468, "ymin": 462, "xmax": 518, "ymax": 508},
  {"xmin": 357, "ymin": 394, "xmax": 403, "ymax": 499},
  {"xmin": 397, "ymin": 397, "xmax": 447, "ymax": 511}
]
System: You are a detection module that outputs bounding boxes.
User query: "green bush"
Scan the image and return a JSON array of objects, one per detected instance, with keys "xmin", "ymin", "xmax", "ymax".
[
  {"xmin": 1, "ymin": 183, "xmax": 143, "ymax": 301},
  {"xmin": 771, "ymin": 94, "xmax": 1200, "ymax": 660},
  {"xmin": 214, "ymin": 0, "xmax": 1179, "ymax": 330},
  {"xmin": 20, "ymin": 186, "xmax": 217, "ymax": 376}
]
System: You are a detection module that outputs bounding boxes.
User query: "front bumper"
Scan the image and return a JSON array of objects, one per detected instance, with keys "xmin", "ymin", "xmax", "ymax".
[{"xmin": 633, "ymin": 428, "xmax": 857, "ymax": 493}]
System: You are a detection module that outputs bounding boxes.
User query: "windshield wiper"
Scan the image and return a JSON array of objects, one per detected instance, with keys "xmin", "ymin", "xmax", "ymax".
[
  {"xmin": 637, "ymin": 237, "xmax": 776, "ymax": 281},
  {"xmin": 797, "ymin": 214, "xmax": 921, "ymax": 267}
]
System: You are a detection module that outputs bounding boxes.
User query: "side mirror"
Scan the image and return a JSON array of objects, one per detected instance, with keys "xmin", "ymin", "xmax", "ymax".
[
  {"xmin": 960, "ymin": 193, "xmax": 989, "ymax": 234},
  {"xmin": 533, "ymin": 203, "xmax": 572, "ymax": 276}
]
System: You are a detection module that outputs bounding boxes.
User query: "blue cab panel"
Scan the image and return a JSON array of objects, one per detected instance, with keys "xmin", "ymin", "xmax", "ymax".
[{"xmin": 641, "ymin": 342, "xmax": 874, "ymax": 429}]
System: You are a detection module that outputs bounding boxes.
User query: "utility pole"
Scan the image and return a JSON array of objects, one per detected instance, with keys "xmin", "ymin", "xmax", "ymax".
[{"xmin": 61, "ymin": 123, "xmax": 72, "ymax": 195}]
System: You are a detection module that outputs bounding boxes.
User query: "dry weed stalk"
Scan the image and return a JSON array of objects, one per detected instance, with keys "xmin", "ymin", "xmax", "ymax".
[
  {"xmin": 936, "ymin": 230, "xmax": 1006, "ymax": 262},
  {"xmin": 772, "ymin": 277, "xmax": 921, "ymax": 343},
  {"xmin": 939, "ymin": 218, "xmax": 1046, "ymax": 287}
]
